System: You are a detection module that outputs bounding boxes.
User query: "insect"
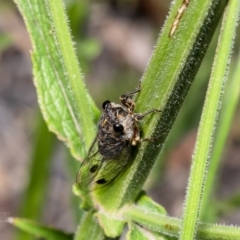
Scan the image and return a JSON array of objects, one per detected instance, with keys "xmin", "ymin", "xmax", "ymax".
[
  {"xmin": 76, "ymin": 85, "xmax": 160, "ymax": 191},
  {"xmin": 169, "ymin": 0, "xmax": 190, "ymax": 37}
]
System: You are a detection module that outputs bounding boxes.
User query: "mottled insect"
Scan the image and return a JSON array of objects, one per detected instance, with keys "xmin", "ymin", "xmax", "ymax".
[
  {"xmin": 169, "ymin": 0, "xmax": 190, "ymax": 37},
  {"xmin": 76, "ymin": 86, "xmax": 159, "ymax": 191}
]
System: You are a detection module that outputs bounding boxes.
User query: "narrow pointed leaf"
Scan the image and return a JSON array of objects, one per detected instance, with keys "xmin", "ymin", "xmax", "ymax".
[
  {"xmin": 9, "ymin": 218, "xmax": 73, "ymax": 240},
  {"xmin": 14, "ymin": 0, "xmax": 99, "ymax": 160}
]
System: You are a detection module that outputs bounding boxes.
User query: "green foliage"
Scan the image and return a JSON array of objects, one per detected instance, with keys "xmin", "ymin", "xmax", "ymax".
[
  {"xmin": 9, "ymin": 218, "xmax": 73, "ymax": 240},
  {"xmin": 125, "ymin": 205, "xmax": 240, "ymax": 240},
  {"xmin": 92, "ymin": 0, "xmax": 229, "ymax": 214},
  {"xmin": 11, "ymin": 0, "xmax": 240, "ymax": 239},
  {"xmin": 14, "ymin": 0, "xmax": 99, "ymax": 161},
  {"xmin": 127, "ymin": 222, "xmax": 166, "ymax": 240},
  {"xmin": 180, "ymin": 0, "xmax": 240, "ymax": 238},
  {"xmin": 201, "ymin": 17, "xmax": 240, "ymax": 222}
]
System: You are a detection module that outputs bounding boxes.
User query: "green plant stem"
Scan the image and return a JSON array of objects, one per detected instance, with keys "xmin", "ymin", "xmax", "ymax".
[
  {"xmin": 125, "ymin": 205, "xmax": 240, "ymax": 240},
  {"xmin": 201, "ymin": 44, "xmax": 240, "ymax": 221},
  {"xmin": 180, "ymin": 0, "xmax": 240, "ymax": 239},
  {"xmin": 94, "ymin": 0, "xmax": 228, "ymax": 212}
]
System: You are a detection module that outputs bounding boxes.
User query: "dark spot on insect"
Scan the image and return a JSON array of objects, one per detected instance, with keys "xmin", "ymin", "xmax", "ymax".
[
  {"xmin": 113, "ymin": 123, "xmax": 124, "ymax": 132},
  {"xmin": 90, "ymin": 165, "xmax": 98, "ymax": 173},
  {"xmin": 102, "ymin": 100, "xmax": 111, "ymax": 110},
  {"xmin": 96, "ymin": 178, "xmax": 107, "ymax": 184}
]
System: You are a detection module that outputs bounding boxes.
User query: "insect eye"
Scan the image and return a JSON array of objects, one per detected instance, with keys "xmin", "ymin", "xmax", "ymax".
[
  {"xmin": 102, "ymin": 100, "xmax": 111, "ymax": 110},
  {"xmin": 113, "ymin": 123, "xmax": 124, "ymax": 132}
]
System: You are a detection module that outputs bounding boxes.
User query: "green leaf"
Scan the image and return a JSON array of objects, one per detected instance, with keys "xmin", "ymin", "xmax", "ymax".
[
  {"xmin": 96, "ymin": 212, "xmax": 125, "ymax": 238},
  {"xmin": 135, "ymin": 191, "xmax": 167, "ymax": 216},
  {"xmin": 125, "ymin": 193, "xmax": 168, "ymax": 239},
  {"xmin": 14, "ymin": 0, "xmax": 99, "ymax": 160},
  {"xmin": 127, "ymin": 223, "xmax": 166, "ymax": 240},
  {"xmin": 9, "ymin": 218, "xmax": 73, "ymax": 240},
  {"xmin": 93, "ymin": 0, "xmax": 228, "ymax": 211},
  {"xmin": 90, "ymin": 192, "xmax": 166, "ymax": 237},
  {"xmin": 180, "ymin": 0, "xmax": 240, "ymax": 239}
]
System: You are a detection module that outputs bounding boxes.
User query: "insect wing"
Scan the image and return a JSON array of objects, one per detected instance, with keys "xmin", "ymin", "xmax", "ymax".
[
  {"xmin": 76, "ymin": 136, "xmax": 101, "ymax": 191},
  {"xmin": 94, "ymin": 146, "xmax": 131, "ymax": 188},
  {"xmin": 76, "ymin": 140, "xmax": 131, "ymax": 191}
]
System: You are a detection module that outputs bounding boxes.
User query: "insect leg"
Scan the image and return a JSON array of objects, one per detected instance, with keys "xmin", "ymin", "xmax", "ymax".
[
  {"xmin": 132, "ymin": 109, "xmax": 161, "ymax": 143},
  {"xmin": 120, "ymin": 86, "xmax": 141, "ymax": 112},
  {"xmin": 136, "ymin": 108, "xmax": 161, "ymax": 120},
  {"xmin": 131, "ymin": 124, "xmax": 140, "ymax": 146}
]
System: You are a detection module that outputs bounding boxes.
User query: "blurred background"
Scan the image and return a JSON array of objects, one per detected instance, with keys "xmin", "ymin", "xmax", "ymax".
[{"xmin": 0, "ymin": 0, "xmax": 240, "ymax": 239}]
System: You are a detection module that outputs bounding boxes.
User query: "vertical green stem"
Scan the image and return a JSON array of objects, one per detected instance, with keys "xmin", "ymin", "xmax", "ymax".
[
  {"xmin": 180, "ymin": 0, "xmax": 240, "ymax": 239},
  {"xmin": 201, "ymin": 45, "xmax": 240, "ymax": 221}
]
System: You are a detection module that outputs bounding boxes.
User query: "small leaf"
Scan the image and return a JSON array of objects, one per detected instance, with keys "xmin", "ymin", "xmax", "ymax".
[
  {"xmin": 96, "ymin": 212, "xmax": 125, "ymax": 238},
  {"xmin": 135, "ymin": 191, "xmax": 167, "ymax": 215},
  {"xmin": 9, "ymin": 218, "xmax": 73, "ymax": 240},
  {"xmin": 127, "ymin": 223, "xmax": 166, "ymax": 240}
]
